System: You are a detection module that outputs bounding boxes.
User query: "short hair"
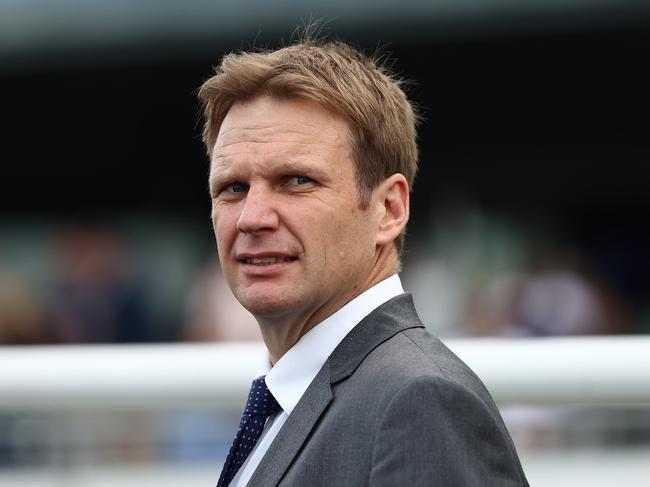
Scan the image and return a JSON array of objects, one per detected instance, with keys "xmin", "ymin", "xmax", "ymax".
[{"xmin": 198, "ymin": 36, "xmax": 419, "ymax": 255}]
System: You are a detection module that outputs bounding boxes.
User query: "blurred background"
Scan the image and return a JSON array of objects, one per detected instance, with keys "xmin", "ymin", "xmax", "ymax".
[{"xmin": 1, "ymin": 0, "xmax": 649, "ymax": 485}]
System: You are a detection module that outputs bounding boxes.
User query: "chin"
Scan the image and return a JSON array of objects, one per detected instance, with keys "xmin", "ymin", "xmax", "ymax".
[{"xmin": 236, "ymin": 291, "xmax": 300, "ymax": 319}]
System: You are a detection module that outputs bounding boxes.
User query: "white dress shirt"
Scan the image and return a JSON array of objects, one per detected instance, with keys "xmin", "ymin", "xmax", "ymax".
[{"xmin": 230, "ymin": 274, "xmax": 404, "ymax": 486}]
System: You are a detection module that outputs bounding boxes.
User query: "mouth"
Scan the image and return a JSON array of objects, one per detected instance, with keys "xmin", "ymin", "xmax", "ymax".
[{"xmin": 237, "ymin": 254, "xmax": 298, "ymax": 266}]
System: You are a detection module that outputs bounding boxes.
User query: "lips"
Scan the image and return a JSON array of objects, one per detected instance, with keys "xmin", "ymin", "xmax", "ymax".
[
  {"xmin": 242, "ymin": 256, "xmax": 296, "ymax": 265},
  {"xmin": 236, "ymin": 253, "xmax": 298, "ymax": 266}
]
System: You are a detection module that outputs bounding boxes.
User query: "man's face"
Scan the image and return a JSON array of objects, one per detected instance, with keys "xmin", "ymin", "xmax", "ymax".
[{"xmin": 209, "ymin": 96, "xmax": 381, "ymax": 326}]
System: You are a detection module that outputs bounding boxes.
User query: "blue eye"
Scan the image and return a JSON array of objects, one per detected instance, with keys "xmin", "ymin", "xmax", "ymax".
[
  {"xmin": 227, "ymin": 182, "xmax": 248, "ymax": 193},
  {"xmin": 291, "ymin": 176, "xmax": 312, "ymax": 185}
]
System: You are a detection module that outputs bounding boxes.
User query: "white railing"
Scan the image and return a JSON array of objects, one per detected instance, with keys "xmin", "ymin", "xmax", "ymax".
[{"xmin": 1, "ymin": 336, "xmax": 649, "ymax": 411}]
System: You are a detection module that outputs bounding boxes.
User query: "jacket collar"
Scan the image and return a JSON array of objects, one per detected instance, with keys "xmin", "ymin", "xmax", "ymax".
[{"xmin": 328, "ymin": 293, "xmax": 423, "ymax": 384}]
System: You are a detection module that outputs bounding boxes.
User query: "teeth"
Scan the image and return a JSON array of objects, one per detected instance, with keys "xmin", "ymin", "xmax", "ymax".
[{"xmin": 244, "ymin": 257, "xmax": 292, "ymax": 265}]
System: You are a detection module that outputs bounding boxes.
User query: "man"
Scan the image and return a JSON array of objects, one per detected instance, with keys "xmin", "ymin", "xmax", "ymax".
[{"xmin": 199, "ymin": 37, "xmax": 529, "ymax": 486}]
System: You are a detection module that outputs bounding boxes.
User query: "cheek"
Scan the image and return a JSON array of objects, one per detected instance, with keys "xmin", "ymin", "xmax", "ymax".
[
  {"xmin": 212, "ymin": 208, "xmax": 238, "ymax": 253},
  {"xmin": 325, "ymin": 212, "xmax": 374, "ymax": 261}
]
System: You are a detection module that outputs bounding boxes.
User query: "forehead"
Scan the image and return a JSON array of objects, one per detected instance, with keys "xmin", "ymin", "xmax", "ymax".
[{"xmin": 213, "ymin": 96, "xmax": 350, "ymax": 155}]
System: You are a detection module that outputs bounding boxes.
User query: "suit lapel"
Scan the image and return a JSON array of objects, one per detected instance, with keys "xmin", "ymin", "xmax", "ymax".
[
  {"xmin": 247, "ymin": 293, "xmax": 423, "ymax": 486},
  {"xmin": 328, "ymin": 293, "xmax": 424, "ymax": 384},
  {"xmin": 247, "ymin": 362, "xmax": 333, "ymax": 487}
]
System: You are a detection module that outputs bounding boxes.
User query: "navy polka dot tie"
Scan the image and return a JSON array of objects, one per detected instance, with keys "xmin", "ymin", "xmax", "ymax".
[{"xmin": 217, "ymin": 375, "xmax": 281, "ymax": 487}]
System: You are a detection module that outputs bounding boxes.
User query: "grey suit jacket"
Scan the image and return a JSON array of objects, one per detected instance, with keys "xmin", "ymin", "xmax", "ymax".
[{"xmin": 247, "ymin": 293, "xmax": 529, "ymax": 486}]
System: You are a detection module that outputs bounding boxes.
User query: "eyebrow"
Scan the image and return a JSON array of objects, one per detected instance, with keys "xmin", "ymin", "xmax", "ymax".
[
  {"xmin": 209, "ymin": 158, "xmax": 331, "ymax": 188},
  {"xmin": 265, "ymin": 159, "xmax": 330, "ymax": 178}
]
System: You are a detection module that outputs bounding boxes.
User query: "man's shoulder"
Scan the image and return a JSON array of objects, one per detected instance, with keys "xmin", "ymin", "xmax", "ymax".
[
  {"xmin": 327, "ymin": 292, "xmax": 498, "ymax": 408},
  {"xmin": 352, "ymin": 327, "xmax": 497, "ymax": 408}
]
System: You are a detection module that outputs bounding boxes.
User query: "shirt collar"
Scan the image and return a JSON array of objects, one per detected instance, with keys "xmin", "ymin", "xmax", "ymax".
[{"xmin": 259, "ymin": 274, "xmax": 404, "ymax": 415}]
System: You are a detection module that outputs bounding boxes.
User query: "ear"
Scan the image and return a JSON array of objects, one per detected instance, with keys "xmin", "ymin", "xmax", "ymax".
[{"xmin": 374, "ymin": 173, "xmax": 410, "ymax": 247}]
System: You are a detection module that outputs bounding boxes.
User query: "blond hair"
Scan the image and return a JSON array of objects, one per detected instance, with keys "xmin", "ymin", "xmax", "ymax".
[{"xmin": 198, "ymin": 38, "xmax": 419, "ymax": 255}]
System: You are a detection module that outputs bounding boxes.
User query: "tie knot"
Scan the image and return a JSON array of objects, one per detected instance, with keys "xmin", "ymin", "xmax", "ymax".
[{"xmin": 243, "ymin": 376, "xmax": 281, "ymax": 418}]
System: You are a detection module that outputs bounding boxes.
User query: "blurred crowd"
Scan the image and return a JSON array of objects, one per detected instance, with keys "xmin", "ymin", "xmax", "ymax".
[
  {"xmin": 0, "ymin": 223, "xmax": 259, "ymax": 346},
  {"xmin": 0, "ymin": 208, "xmax": 643, "ymax": 347},
  {"xmin": 1, "ymin": 227, "xmax": 150, "ymax": 344},
  {"xmin": 402, "ymin": 204, "xmax": 635, "ymax": 339}
]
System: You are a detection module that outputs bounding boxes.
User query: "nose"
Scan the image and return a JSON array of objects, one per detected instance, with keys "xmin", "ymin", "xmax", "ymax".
[{"xmin": 236, "ymin": 184, "xmax": 279, "ymax": 234}]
